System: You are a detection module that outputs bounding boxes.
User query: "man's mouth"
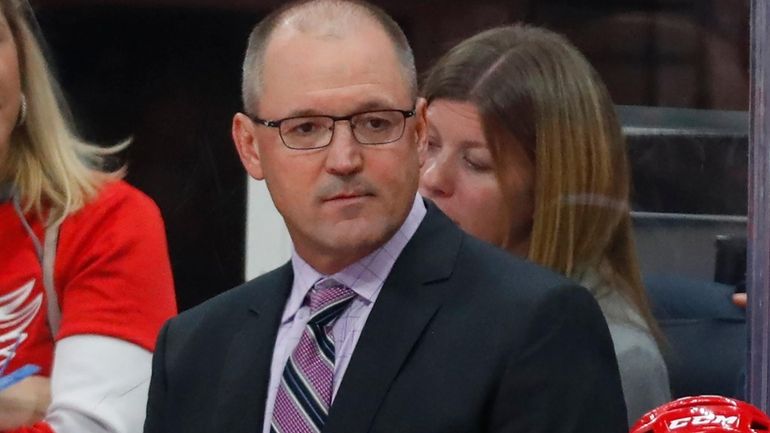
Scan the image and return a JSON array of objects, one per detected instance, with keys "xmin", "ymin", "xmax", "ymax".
[{"xmin": 324, "ymin": 192, "xmax": 372, "ymax": 202}]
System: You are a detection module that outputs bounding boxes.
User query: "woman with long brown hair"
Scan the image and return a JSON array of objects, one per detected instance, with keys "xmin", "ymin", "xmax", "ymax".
[{"xmin": 419, "ymin": 24, "xmax": 670, "ymax": 424}]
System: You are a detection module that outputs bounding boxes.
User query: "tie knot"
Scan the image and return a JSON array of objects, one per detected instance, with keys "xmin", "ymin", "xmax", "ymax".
[{"xmin": 307, "ymin": 283, "xmax": 355, "ymax": 325}]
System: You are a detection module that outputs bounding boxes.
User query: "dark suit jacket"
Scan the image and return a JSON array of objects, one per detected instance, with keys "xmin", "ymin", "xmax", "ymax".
[{"xmin": 144, "ymin": 203, "xmax": 628, "ymax": 433}]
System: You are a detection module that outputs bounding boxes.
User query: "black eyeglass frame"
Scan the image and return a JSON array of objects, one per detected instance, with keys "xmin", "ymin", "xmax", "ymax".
[{"xmin": 247, "ymin": 107, "xmax": 416, "ymax": 150}]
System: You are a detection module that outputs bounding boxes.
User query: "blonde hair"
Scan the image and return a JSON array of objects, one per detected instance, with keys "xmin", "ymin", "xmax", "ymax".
[
  {"xmin": 422, "ymin": 24, "xmax": 661, "ymax": 339},
  {"xmin": 0, "ymin": 0, "xmax": 125, "ymax": 224}
]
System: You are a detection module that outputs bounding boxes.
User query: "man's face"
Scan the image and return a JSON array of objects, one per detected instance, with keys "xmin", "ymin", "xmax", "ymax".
[{"xmin": 233, "ymin": 22, "xmax": 426, "ymax": 274}]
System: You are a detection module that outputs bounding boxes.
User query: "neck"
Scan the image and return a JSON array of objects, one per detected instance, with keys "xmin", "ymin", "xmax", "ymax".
[
  {"xmin": 290, "ymin": 221, "xmax": 403, "ymax": 275},
  {"xmin": 295, "ymin": 244, "xmax": 378, "ymax": 275}
]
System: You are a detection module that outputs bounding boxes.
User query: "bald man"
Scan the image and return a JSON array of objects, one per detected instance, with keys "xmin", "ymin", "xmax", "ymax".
[{"xmin": 143, "ymin": 2, "xmax": 628, "ymax": 433}]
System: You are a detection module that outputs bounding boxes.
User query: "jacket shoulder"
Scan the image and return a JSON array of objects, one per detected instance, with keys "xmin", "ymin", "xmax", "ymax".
[
  {"xmin": 456, "ymin": 234, "xmax": 577, "ymax": 297},
  {"xmin": 165, "ymin": 263, "xmax": 292, "ymax": 337}
]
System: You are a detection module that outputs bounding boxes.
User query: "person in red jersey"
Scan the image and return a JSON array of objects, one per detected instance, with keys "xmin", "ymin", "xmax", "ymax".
[{"xmin": 0, "ymin": 1, "xmax": 177, "ymax": 431}]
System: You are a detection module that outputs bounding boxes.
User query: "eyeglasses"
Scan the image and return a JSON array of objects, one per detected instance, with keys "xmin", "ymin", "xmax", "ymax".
[{"xmin": 248, "ymin": 108, "xmax": 416, "ymax": 150}]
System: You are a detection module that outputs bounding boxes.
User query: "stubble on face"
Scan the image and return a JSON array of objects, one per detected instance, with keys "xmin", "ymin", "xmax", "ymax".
[{"xmin": 253, "ymin": 19, "xmax": 421, "ymax": 274}]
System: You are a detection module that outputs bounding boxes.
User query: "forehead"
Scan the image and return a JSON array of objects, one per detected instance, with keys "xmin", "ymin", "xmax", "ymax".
[
  {"xmin": 258, "ymin": 21, "xmax": 411, "ymax": 117},
  {"xmin": 427, "ymin": 100, "xmax": 485, "ymax": 140}
]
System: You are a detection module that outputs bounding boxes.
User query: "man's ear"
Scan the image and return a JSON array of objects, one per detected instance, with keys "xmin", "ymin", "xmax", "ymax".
[
  {"xmin": 413, "ymin": 97, "xmax": 429, "ymax": 167},
  {"xmin": 232, "ymin": 113, "xmax": 265, "ymax": 180}
]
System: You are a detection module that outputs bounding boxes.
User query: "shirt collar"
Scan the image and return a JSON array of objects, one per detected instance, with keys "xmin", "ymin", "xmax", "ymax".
[{"xmin": 284, "ymin": 193, "xmax": 427, "ymax": 323}]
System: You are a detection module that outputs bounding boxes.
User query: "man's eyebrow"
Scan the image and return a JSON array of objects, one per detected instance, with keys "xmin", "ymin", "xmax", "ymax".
[
  {"xmin": 282, "ymin": 108, "xmax": 325, "ymax": 118},
  {"xmin": 354, "ymin": 99, "xmax": 407, "ymax": 112},
  {"xmin": 281, "ymin": 99, "xmax": 410, "ymax": 119}
]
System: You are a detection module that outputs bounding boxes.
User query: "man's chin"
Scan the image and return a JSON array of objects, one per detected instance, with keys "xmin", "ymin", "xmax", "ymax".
[
  {"xmin": 324, "ymin": 221, "xmax": 395, "ymax": 251},
  {"xmin": 329, "ymin": 229, "xmax": 389, "ymax": 253}
]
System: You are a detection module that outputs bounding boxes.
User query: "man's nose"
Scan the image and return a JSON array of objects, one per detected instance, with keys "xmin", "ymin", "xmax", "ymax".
[{"xmin": 324, "ymin": 121, "xmax": 363, "ymax": 176}]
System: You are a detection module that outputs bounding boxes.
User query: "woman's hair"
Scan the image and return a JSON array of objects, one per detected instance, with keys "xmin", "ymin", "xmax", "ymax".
[
  {"xmin": 422, "ymin": 24, "xmax": 660, "ymax": 336},
  {"xmin": 0, "ymin": 0, "xmax": 124, "ymax": 224}
]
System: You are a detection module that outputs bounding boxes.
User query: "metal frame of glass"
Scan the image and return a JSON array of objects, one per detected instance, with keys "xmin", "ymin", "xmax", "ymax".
[
  {"xmin": 748, "ymin": 0, "xmax": 770, "ymax": 413},
  {"xmin": 248, "ymin": 108, "xmax": 416, "ymax": 150}
]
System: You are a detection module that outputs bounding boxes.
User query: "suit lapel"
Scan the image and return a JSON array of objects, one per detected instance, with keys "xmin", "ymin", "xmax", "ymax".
[
  {"xmin": 213, "ymin": 263, "xmax": 293, "ymax": 433},
  {"xmin": 324, "ymin": 202, "xmax": 463, "ymax": 433}
]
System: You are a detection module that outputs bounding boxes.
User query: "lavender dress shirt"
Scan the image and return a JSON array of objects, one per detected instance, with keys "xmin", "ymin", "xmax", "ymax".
[{"xmin": 261, "ymin": 194, "xmax": 426, "ymax": 433}]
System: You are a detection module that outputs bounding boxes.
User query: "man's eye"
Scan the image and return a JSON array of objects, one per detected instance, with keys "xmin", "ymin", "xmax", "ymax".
[
  {"xmin": 298, "ymin": 123, "xmax": 316, "ymax": 133},
  {"xmin": 288, "ymin": 121, "xmax": 323, "ymax": 135},
  {"xmin": 362, "ymin": 117, "xmax": 392, "ymax": 131}
]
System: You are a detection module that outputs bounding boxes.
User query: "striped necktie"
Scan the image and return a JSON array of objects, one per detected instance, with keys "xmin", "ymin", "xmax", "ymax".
[{"xmin": 270, "ymin": 284, "xmax": 355, "ymax": 433}]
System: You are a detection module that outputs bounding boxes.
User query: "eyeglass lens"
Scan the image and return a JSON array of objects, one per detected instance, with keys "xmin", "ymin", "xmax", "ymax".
[{"xmin": 279, "ymin": 111, "xmax": 406, "ymax": 149}]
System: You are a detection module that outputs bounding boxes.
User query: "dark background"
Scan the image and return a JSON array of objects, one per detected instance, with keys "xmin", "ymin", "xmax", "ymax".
[{"xmin": 29, "ymin": 0, "xmax": 750, "ymax": 311}]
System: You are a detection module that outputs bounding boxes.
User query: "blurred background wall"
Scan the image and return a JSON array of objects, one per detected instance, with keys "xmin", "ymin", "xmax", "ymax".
[{"xmin": 29, "ymin": 0, "xmax": 750, "ymax": 311}]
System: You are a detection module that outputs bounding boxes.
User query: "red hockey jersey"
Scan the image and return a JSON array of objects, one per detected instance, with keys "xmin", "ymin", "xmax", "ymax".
[{"xmin": 0, "ymin": 180, "xmax": 176, "ymax": 401}]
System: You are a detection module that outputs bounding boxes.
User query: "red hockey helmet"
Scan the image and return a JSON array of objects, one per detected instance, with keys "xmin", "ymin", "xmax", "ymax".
[{"xmin": 630, "ymin": 396, "xmax": 770, "ymax": 433}]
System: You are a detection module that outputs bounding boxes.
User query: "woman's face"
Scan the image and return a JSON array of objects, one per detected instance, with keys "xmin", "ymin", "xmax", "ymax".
[
  {"xmin": 0, "ymin": 8, "xmax": 21, "ymax": 167},
  {"xmin": 419, "ymin": 99, "xmax": 534, "ymax": 255}
]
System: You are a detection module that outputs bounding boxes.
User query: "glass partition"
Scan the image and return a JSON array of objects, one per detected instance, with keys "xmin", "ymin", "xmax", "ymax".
[
  {"xmin": 34, "ymin": 0, "xmax": 752, "ymax": 403},
  {"xmin": 619, "ymin": 105, "xmax": 748, "ymax": 398},
  {"xmin": 748, "ymin": 0, "xmax": 770, "ymax": 413}
]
